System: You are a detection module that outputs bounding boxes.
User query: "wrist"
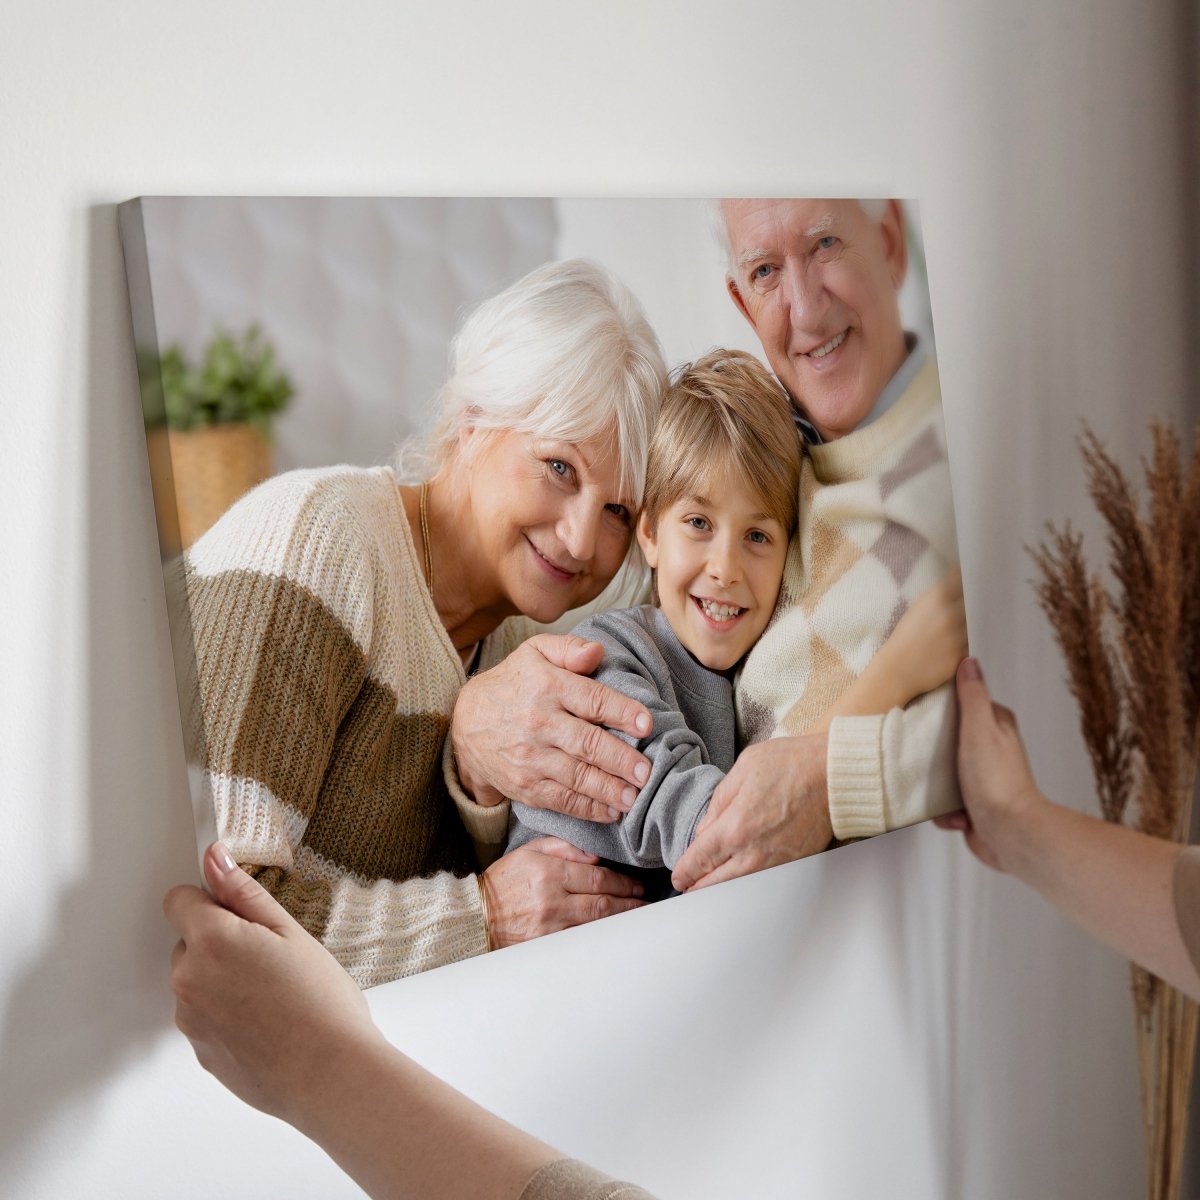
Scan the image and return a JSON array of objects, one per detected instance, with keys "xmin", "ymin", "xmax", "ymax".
[{"xmin": 984, "ymin": 787, "xmax": 1055, "ymax": 879}]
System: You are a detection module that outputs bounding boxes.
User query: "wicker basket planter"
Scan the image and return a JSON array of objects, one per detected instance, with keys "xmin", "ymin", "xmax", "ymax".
[{"xmin": 148, "ymin": 422, "xmax": 272, "ymax": 554}]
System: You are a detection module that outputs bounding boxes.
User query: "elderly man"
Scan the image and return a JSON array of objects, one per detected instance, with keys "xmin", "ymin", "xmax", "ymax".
[{"xmin": 449, "ymin": 198, "xmax": 961, "ymax": 891}]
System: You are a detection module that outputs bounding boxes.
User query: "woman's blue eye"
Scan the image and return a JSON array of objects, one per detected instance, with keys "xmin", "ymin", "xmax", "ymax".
[
  {"xmin": 549, "ymin": 459, "xmax": 570, "ymax": 477},
  {"xmin": 606, "ymin": 503, "xmax": 630, "ymax": 522},
  {"xmin": 688, "ymin": 516, "xmax": 709, "ymax": 530},
  {"xmin": 748, "ymin": 530, "xmax": 768, "ymax": 544},
  {"xmin": 817, "ymin": 235, "xmax": 838, "ymax": 251}
]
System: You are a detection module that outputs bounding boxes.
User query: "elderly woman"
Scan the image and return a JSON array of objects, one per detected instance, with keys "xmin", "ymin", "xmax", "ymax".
[{"xmin": 185, "ymin": 258, "xmax": 665, "ymax": 988}]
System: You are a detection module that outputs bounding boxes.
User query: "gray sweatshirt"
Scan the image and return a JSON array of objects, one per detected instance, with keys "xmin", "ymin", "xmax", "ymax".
[{"xmin": 505, "ymin": 605, "xmax": 735, "ymax": 871}]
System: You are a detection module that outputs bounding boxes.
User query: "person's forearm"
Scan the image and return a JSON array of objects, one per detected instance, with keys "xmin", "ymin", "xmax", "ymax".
[
  {"xmin": 1001, "ymin": 798, "xmax": 1200, "ymax": 999},
  {"xmin": 293, "ymin": 1026, "xmax": 558, "ymax": 1200},
  {"xmin": 807, "ymin": 667, "xmax": 910, "ymax": 736}
]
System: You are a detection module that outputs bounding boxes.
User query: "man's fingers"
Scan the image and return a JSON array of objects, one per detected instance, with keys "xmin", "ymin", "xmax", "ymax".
[
  {"xmin": 560, "ymin": 672, "xmax": 653, "ymax": 745},
  {"xmin": 682, "ymin": 853, "xmax": 752, "ymax": 892},
  {"xmin": 201, "ymin": 843, "xmax": 294, "ymax": 934},
  {"xmin": 671, "ymin": 825, "xmax": 733, "ymax": 893},
  {"xmin": 521, "ymin": 836, "xmax": 601, "ymax": 865},
  {"xmin": 559, "ymin": 859, "xmax": 646, "ymax": 898}
]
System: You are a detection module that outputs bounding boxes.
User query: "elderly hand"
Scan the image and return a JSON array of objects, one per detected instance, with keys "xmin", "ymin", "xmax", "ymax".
[
  {"xmin": 481, "ymin": 837, "xmax": 645, "ymax": 947},
  {"xmin": 671, "ymin": 733, "xmax": 833, "ymax": 892},
  {"xmin": 451, "ymin": 634, "xmax": 652, "ymax": 822},
  {"xmin": 934, "ymin": 658, "xmax": 1047, "ymax": 872},
  {"xmin": 163, "ymin": 843, "xmax": 381, "ymax": 1129}
]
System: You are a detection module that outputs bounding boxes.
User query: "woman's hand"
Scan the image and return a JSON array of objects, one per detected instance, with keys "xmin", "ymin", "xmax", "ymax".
[
  {"xmin": 451, "ymin": 634, "xmax": 652, "ymax": 821},
  {"xmin": 481, "ymin": 837, "xmax": 646, "ymax": 947},
  {"xmin": 935, "ymin": 658, "xmax": 1047, "ymax": 872},
  {"xmin": 877, "ymin": 567, "xmax": 968, "ymax": 705},
  {"xmin": 164, "ymin": 843, "xmax": 381, "ymax": 1128}
]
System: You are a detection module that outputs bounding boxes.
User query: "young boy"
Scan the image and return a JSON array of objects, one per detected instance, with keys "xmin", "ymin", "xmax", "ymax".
[{"xmin": 504, "ymin": 349, "xmax": 963, "ymax": 884}]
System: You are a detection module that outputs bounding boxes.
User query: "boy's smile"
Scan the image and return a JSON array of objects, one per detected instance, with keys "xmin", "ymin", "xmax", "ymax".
[{"xmin": 637, "ymin": 471, "xmax": 790, "ymax": 672}]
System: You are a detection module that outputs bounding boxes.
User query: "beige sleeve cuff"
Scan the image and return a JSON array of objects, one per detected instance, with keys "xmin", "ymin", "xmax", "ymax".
[
  {"xmin": 441, "ymin": 735, "xmax": 511, "ymax": 866},
  {"xmin": 827, "ymin": 714, "xmax": 887, "ymax": 840},
  {"xmin": 519, "ymin": 1158, "xmax": 659, "ymax": 1200}
]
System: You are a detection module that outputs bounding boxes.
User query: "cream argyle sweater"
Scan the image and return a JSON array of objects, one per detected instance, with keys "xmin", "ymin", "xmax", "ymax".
[
  {"xmin": 736, "ymin": 357, "xmax": 962, "ymax": 838},
  {"xmin": 182, "ymin": 465, "xmax": 530, "ymax": 988}
]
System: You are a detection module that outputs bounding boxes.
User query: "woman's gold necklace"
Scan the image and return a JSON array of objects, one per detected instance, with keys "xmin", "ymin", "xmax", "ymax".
[{"xmin": 419, "ymin": 480, "xmax": 434, "ymax": 594}]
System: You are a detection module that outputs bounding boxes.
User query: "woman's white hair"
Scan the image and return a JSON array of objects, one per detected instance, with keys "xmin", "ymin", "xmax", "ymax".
[{"xmin": 400, "ymin": 258, "xmax": 666, "ymax": 510}]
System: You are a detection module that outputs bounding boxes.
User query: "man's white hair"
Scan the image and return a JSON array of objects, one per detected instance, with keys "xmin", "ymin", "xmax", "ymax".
[{"xmin": 711, "ymin": 198, "xmax": 893, "ymax": 276}]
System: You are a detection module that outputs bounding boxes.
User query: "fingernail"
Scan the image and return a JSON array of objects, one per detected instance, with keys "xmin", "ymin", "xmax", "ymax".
[
  {"xmin": 622, "ymin": 786, "xmax": 637, "ymax": 807},
  {"xmin": 635, "ymin": 761, "xmax": 649, "ymax": 784},
  {"xmin": 960, "ymin": 657, "xmax": 982, "ymax": 682},
  {"xmin": 608, "ymin": 806, "xmax": 621, "ymax": 820},
  {"xmin": 635, "ymin": 713, "xmax": 650, "ymax": 734},
  {"xmin": 213, "ymin": 842, "xmax": 237, "ymax": 873}
]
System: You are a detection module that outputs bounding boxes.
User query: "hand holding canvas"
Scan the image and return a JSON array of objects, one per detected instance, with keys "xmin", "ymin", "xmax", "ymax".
[
  {"xmin": 451, "ymin": 633, "xmax": 652, "ymax": 821},
  {"xmin": 671, "ymin": 733, "xmax": 833, "ymax": 891},
  {"xmin": 164, "ymin": 845, "xmax": 566, "ymax": 1200}
]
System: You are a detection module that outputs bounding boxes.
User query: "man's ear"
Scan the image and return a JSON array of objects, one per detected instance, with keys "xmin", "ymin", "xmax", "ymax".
[
  {"xmin": 880, "ymin": 200, "xmax": 908, "ymax": 291},
  {"xmin": 636, "ymin": 510, "xmax": 659, "ymax": 569},
  {"xmin": 726, "ymin": 275, "xmax": 755, "ymax": 328}
]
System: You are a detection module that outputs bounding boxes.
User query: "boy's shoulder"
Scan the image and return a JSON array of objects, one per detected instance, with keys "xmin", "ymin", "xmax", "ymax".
[{"xmin": 572, "ymin": 604, "xmax": 669, "ymax": 660}]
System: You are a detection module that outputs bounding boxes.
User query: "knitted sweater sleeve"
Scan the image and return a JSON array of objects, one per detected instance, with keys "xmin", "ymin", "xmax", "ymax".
[
  {"xmin": 826, "ymin": 682, "xmax": 961, "ymax": 838},
  {"xmin": 442, "ymin": 615, "xmax": 541, "ymax": 864},
  {"xmin": 185, "ymin": 473, "xmax": 487, "ymax": 988}
]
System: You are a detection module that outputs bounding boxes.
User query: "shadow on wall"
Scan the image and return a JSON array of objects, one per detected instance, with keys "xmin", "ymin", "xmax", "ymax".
[{"xmin": 0, "ymin": 205, "xmax": 198, "ymax": 1183}]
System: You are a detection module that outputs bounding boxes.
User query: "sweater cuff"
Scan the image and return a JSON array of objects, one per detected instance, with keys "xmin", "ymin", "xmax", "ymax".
[
  {"xmin": 442, "ymin": 735, "xmax": 511, "ymax": 864},
  {"xmin": 827, "ymin": 715, "xmax": 887, "ymax": 839}
]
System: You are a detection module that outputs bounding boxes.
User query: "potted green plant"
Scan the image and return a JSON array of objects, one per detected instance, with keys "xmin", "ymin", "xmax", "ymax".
[{"xmin": 143, "ymin": 325, "xmax": 295, "ymax": 551}]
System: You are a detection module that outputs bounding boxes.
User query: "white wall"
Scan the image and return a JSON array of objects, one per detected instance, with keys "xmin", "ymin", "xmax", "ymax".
[{"xmin": 1, "ymin": 2, "xmax": 1194, "ymax": 1198}]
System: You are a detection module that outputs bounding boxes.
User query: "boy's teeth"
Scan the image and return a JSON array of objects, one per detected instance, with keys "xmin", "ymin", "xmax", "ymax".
[
  {"xmin": 699, "ymin": 598, "xmax": 743, "ymax": 622},
  {"xmin": 809, "ymin": 331, "xmax": 846, "ymax": 358}
]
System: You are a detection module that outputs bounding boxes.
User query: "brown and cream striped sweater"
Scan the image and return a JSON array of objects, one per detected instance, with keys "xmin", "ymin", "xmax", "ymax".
[
  {"xmin": 737, "ymin": 356, "xmax": 962, "ymax": 839},
  {"xmin": 183, "ymin": 465, "xmax": 531, "ymax": 988}
]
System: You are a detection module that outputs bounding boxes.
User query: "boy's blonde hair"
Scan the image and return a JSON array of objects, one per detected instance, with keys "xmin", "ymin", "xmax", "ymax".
[{"xmin": 642, "ymin": 349, "xmax": 801, "ymax": 535}]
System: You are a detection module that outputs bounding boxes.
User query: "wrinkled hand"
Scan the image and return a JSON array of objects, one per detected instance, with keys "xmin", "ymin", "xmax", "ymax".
[
  {"xmin": 934, "ymin": 658, "xmax": 1046, "ymax": 872},
  {"xmin": 451, "ymin": 634, "xmax": 651, "ymax": 822},
  {"xmin": 163, "ymin": 843, "xmax": 380, "ymax": 1128},
  {"xmin": 671, "ymin": 733, "xmax": 833, "ymax": 892},
  {"xmin": 481, "ymin": 837, "xmax": 646, "ymax": 947}
]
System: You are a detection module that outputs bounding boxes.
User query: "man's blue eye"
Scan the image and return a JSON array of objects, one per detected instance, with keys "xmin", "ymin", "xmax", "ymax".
[
  {"xmin": 817, "ymin": 236, "xmax": 838, "ymax": 250},
  {"xmin": 688, "ymin": 516, "xmax": 709, "ymax": 530},
  {"xmin": 752, "ymin": 264, "xmax": 773, "ymax": 280},
  {"xmin": 748, "ymin": 530, "xmax": 768, "ymax": 544}
]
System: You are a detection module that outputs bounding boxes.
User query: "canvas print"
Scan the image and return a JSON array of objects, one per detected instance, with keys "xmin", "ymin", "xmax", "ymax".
[{"xmin": 120, "ymin": 196, "xmax": 965, "ymax": 989}]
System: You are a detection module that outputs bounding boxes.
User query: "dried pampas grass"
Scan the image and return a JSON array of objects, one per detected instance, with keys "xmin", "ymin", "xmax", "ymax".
[{"xmin": 1030, "ymin": 421, "xmax": 1200, "ymax": 1200}]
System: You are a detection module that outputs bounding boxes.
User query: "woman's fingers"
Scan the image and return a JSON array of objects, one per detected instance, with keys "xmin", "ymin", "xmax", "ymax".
[
  {"xmin": 521, "ymin": 836, "xmax": 601, "ymax": 864},
  {"xmin": 202, "ymin": 842, "xmax": 296, "ymax": 935}
]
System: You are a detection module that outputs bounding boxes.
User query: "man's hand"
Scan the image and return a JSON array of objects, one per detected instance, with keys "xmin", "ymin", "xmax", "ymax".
[
  {"xmin": 451, "ymin": 634, "xmax": 651, "ymax": 823},
  {"xmin": 164, "ymin": 843, "xmax": 379, "ymax": 1128},
  {"xmin": 481, "ymin": 837, "xmax": 645, "ymax": 947},
  {"xmin": 671, "ymin": 733, "xmax": 833, "ymax": 892}
]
